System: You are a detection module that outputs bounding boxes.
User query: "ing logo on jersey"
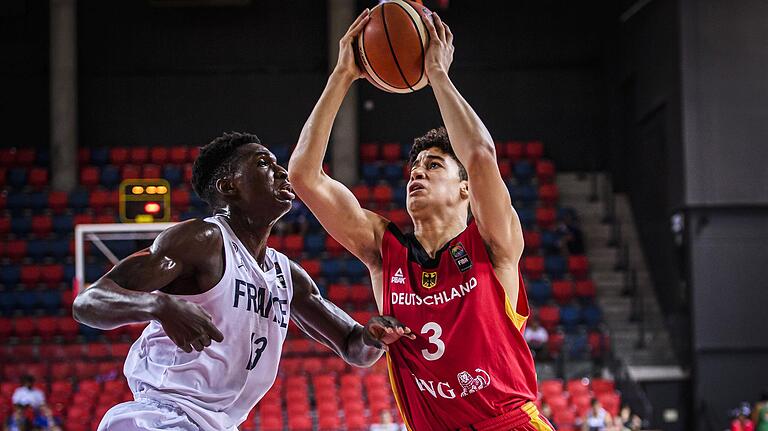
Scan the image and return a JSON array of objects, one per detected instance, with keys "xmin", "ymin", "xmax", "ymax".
[
  {"xmin": 457, "ymin": 368, "xmax": 491, "ymax": 397},
  {"xmin": 391, "ymin": 268, "xmax": 406, "ymax": 285},
  {"xmin": 421, "ymin": 271, "xmax": 437, "ymax": 289}
]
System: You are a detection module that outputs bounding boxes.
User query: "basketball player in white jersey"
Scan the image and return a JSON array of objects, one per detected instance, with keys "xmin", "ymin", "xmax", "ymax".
[{"xmin": 73, "ymin": 131, "xmax": 415, "ymax": 431}]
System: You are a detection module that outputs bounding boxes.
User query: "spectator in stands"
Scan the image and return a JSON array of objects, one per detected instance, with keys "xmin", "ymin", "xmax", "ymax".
[
  {"xmin": 614, "ymin": 405, "xmax": 631, "ymax": 430},
  {"xmin": 732, "ymin": 403, "xmax": 755, "ymax": 431},
  {"xmin": 31, "ymin": 405, "xmax": 61, "ymax": 431},
  {"xmin": 370, "ymin": 411, "xmax": 404, "ymax": 431},
  {"xmin": 11, "ymin": 376, "xmax": 45, "ymax": 410},
  {"xmin": 583, "ymin": 398, "xmax": 612, "ymax": 431},
  {"xmin": 753, "ymin": 390, "xmax": 768, "ymax": 431},
  {"xmin": 4, "ymin": 405, "xmax": 29, "ymax": 431},
  {"xmin": 558, "ymin": 212, "xmax": 585, "ymax": 254},
  {"xmin": 524, "ymin": 316, "xmax": 549, "ymax": 358}
]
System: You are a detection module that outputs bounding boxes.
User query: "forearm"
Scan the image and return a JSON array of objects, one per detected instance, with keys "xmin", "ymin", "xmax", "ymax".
[
  {"xmin": 343, "ymin": 324, "xmax": 385, "ymax": 367},
  {"xmin": 72, "ymin": 278, "xmax": 163, "ymax": 330},
  {"xmin": 430, "ymin": 73, "xmax": 496, "ymax": 163},
  {"xmin": 289, "ymin": 71, "xmax": 356, "ymax": 181}
]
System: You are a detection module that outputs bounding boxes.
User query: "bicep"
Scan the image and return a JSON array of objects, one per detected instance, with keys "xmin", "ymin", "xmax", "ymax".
[
  {"xmin": 289, "ymin": 261, "xmax": 358, "ymax": 356},
  {"xmin": 102, "ymin": 247, "xmax": 186, "ymax": 293},
  {"xmin": 466, "ymin": 152, "xmax": 524, "ymax": 261},
  {"xmin": 293, "ymin": 173, "xmax": 387, "ymax": 265}
]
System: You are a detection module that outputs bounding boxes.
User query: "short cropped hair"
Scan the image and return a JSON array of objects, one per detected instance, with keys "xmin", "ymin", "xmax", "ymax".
[
  {"xmin": 408, "ymin": 127, "xmax": 468, "ymax": 181},
  {"xmin": 191, "ymin": 132, "xmax": 260, "ymax": 205}
]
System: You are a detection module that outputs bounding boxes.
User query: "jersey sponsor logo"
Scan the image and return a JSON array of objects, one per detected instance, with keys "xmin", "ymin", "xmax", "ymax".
[
  {"xmin": 410, "ymin": 367, "xmax": 492, "ymax": 401},
  {"xmin": 422, "ymin": 271, "xmax": 437, "ymax": 289},
  {"xmin": 391, "ymin": 268, "xmax": 406, "ymax": 285},
  {"xmin": 391, "ymin": 277, "xmax": 477, "ymax": 306},
  {"xmin": 231, "ymin": 242, "xmax": 245, "ymax": 268},
  {"xmin": 457, "ymin": 368, "xmax": 491, "ymax": 397},
  {"xmin": 450, "ymin": 242, "xmax": 472, "ymax": 273}
]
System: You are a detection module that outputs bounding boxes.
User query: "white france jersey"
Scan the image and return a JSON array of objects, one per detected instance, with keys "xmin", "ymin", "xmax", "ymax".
[{"xmin": 124, "ymin": 215, "xmax": 293, "ymax": 431}]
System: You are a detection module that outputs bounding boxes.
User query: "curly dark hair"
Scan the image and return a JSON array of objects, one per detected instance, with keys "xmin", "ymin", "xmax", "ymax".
[
  {"xmin": 408, "ymin": 127, "xmax": 467, "ymax": 181},
  {"xmin": 192, "ymin": 132, "xmax": 261, "ymax": 206}
]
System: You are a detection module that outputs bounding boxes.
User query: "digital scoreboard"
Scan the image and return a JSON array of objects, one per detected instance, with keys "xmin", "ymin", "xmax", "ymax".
[{"xmin": 119, "ymin": 179, "xmax": 171, "ymax": 223}]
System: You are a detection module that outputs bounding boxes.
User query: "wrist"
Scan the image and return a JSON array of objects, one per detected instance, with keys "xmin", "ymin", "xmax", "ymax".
[
  {"xmin": 428, "ymin": 69, "xmax": 450, "ymax": 86},
  {"xmin": 360, "ymin": 324, "xmax": 383, "ymax": 349},
  {"xmin": 330, "ymin": 69, "xmax": 358, "ymax": 86},
  {"xmin": 149, "ymin": 293, "xmax": 170, "ymax": 321}
]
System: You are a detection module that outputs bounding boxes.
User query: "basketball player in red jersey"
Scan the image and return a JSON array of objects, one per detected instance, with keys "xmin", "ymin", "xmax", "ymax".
[{"xmin": 289, "ymin": 9, "xmax": 554, "ymax": 431}]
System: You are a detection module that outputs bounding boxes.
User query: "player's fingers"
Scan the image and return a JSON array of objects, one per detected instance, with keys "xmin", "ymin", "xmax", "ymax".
[
  {"xmin": 348, "ymin": 12, "xmax": 371, "ymax": 38},
  {"xmin": 346, "ymin": 8, "xmax": 370, "ymax": 35},
  {"xmin": 433, "ymin": 13, "xmax": 446, "ymax": 42},
  {"xmin": 421, "ymin": 10, "xmax": 439, "ymax": 40},
  {"xmin": 444, "ymin": 22, "xmax": 453, "ymax": 45},
  {"xmin": 199, "ymin": 334, "xmax": 212, "ymax": 347},
  {"xmin": 205, "ymin": 323, "xmax": 225, "ymax": 343},
  {"xmin": 191, "ymin": 339, "xmax": 204, "ymax": 352}
]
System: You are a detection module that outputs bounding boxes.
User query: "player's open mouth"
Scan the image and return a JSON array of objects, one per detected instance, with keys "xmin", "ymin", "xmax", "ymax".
[
  {"xmin": 277, "ymin": 183, "xmax": 295, "ymax": 200},
  {"xmin": 408, "ymin": 183, "xmax": 426, "ymax": 195}
]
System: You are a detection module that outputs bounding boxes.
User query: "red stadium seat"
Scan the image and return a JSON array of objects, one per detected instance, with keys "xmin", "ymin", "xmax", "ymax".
[
  {"xmin": 6, "ymin": 240, "xmax": 27, "ymax": 260},
  {"xmin": 37, "ymin": 316, "xmax": 58, "ymax": 339},
  {"xmin": 184, "ymin": 163, "xmax": 194, "ymax": 183},
  {"xmin": 551, "ymin": 280, "xmax": 574, "ymax": 304},
  {"xmin": 371, "ymin": 184, "xmax": 393, "ymax": 204},
  {"xmin": 568, "ymin": 255, "xmax": 590, "ymax": 279},
  {"xmin": 109, "ymin": 147, "xmax": 129, "ymax": 165},
  {"xmin": 89, "ymin": 189, "xmax": 116, "ymax": 211},
  {"xmin": 121, "ymin": 164, "xmax": 141, "ymax": 179},
  {"xmin": 13, "ymin": 317, "xmax": 36, "ymax": 338},
  {"xmin": 588, "ymin": 331, "xmax": 607, "ymax": 359},
  {"xmin": 524, "ymin": 140, "xmax": 544, "ymax": 160},
  {"xmin": 60, "ymin": 290, "xmax": 75, "ymax": 309},
  {"xmin": 142, "ymin": 164, "xmax": 162, "ymax": 178},
  {"xmin": 536, "ymin": 160, "xmax": 556, "ymax": 183},
  {"xmin": 301, "ymin": 259, "xmax": 320, "ymax": 278},
  {"xmin": 283, "ymin": 234, "xmax": 303, "ymax": 258},
  {"xmin": 16, "ymin": 149, "xmax": 36, "ymax": 166},
  {"xmin": 597, "ymin": 393, "xmax": 620, "ymax": 416},
  {"xmin": 57, "ymin": 316, "xmax": 80, "ymax": 340},
  {"xmin": 522, "ymin": 256, "xmax": 545, "ymax": 280},
  {"xmin": 0, "ymin": 216, "xmax": 10, "ymax": 234},
  {"xmin": 575, "ymin": 280, "xmax": 596, "ymax": 299},
  {"xmin": 85, "ymin": 343, "xmax": 111, "ymax": 360},
  {"xmin": 189, "ymin": 147, "xmax": 200, "ymax": 161},
  {"xmin": 359, "ymin": 143, "xmax": 379, "ymax": 162},
  {"xmin": 381, "ymin": 142, "xmax": 401, "ymax": 162},
  {"xmin": 0, "ymin": 168, "xmax": 6, "ymax": 188},
  {"xmin": 538, "ymin": 305, "xmax": 560, "ymax": 331},
  {"xmin": 351, "ymin": 185, "xmax": 371, "ymax": 204},
  {"xmin": 325, "ymin": 236, "xmax": 345, "ymax": 256},
  {"xmin": 523, "ymin": 230, "xmax": 541, "ymax": 253},
  {"xmin": 566, "ymin": 378, "xmax": 590, "ymax": 397},
  {"xmin": 80, "ymin": 166, "xmax": 100, "ymax": 187},
  {"xmin": 538, "ymin": 184, "xmax": 559, "ymax": 205},
  {"xmin": 20, "ymin": 265, "xmax": 42, "ymax": 285},
  {"xmin": 0, "ymin": 148, "xmax": 16, "ymax": 166},
  {"xmin": 535, "ymin": 207, "xmax": 557, "ymax": 229},
  {"xmin": 386, "ymin": 208, "xmax": 410, "ymax": 228},
  {"xmin": 505, "ymin": 141, "xmax": 524, "ymax": 160},
  {"xmin": 540, "ymin": 379, "xmax": 563, "ymax": 399},
  {"xmin": 28, "ymin": 167, "xmax": 48, "ymax": 187},
  {"xmin": 497, "ymin": 159, "xmax": 512, "ymax": 178},
  {"xmin": 48, "ymin": 191, "xmax": 69, "ymax": 213},
  {"xmin": 169, "ymin": 146, "xmax": 188, "ymax": 164},
  {"xmin": 553, "ymin": 408, "xmax": 576, "ymax": 428},
  {"xmin": 171, "ymin": 188, "xmax": 191, "ymax": 209},
  {"xmin": 150, "ymin": 148, "xmax": 169, "ymax": 165},
  {"xmin": 31, "ymin": 215, "xmax": 53, "ymax": 235},
  {"xmin": 590, "ymin": 378, "xmax": 615, "ymax": 396},
  {"xmin": 327, "ymin": 284, "xmax": 351, "ymax": 303},
  {"xmin": 571, "ymin": 393, "xmax": 592, "ymax": 416},
  {"xmin": 73, "ymin": 213, "xmax": 94, "ymax": 226},
  {"xmin": 0, "ymin": 318, "xmax": 13, "ymax": 341},
  {"xmin": 78, "ymin": 148, "xmax": 90, "ymax": 165},
  {"xmin": 266, "ymin": 235, "xmax": 283, "ymax": 250},
  {"xmin": 350, "ymin": 284, "xmax": 373, "ymax": 304}
]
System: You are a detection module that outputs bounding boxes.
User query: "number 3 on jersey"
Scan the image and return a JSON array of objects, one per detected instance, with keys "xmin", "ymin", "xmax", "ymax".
[{"xmin": 421, "ymin": 322, "xmax": 445, "ymax": 361}]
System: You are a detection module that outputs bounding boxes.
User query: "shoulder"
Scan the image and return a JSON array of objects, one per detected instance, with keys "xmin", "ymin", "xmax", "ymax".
[{"xmin": 150, "ymin": 218, "xmax": 224, "ymax": 266}]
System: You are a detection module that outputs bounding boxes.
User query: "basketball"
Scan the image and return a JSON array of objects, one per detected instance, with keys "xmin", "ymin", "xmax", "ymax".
[{"xmin": 355, "ymin": 0, "xmax": 431, "ymax": 94}]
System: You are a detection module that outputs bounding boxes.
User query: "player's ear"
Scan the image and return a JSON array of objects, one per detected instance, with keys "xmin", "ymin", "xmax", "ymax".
[
  {"xmin": 215, "ymin": 176, "xmax": 237, "ymax": 198},
  {"xmin": 459, "ymin": 180, "xmax": 469, "ymax": 200}
]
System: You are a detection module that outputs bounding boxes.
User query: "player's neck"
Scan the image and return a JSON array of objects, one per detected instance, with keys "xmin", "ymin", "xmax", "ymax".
[
  {"xmin": 218, "ymin": 208, "xmax": 274, "ymax": 267},
  {"xmin": 412, "ymin": 214, "xmax": 467, "ymax": 258}
]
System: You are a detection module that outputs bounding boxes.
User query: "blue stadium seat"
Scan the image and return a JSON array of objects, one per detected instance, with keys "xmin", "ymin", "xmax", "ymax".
[
  {"xmin": 582, "ymin": 304, "xmax": 602, "ymax": 327},
  {"xmin": 163, "ymin": 165, "xmax": 182, "ymax": 186},
  {"xmin": 28, "ymin": 192, "xmax": 47, "ymax": 211},
  {"xmin": 517, "ymin": 207, "xmax": 536, "ymax": 229},
  {"xmin": 104, "ymin": 240, "xmax": 138, "ymax": 259},
  {"xmin": 11, "ymin": 216, "xmax": 32, "ymax": 235},
  {"xmin": 559, "ymin": 304, "xmax": 581, "ymax": 330},
  {"xmin": 100, "ymin": 165, "xmax": 121, "ymax": 188},
  {"xmin": 85, "ymin": 264, "xmax": 106, "ymax": 282},
  {"xmin": 528, "ymin": 280, "xmax": 552, "ymax": 305},
  {"xmin": 39, "ymin": 290, "xmax": 62, "ymax": 313},
  {"xmin": 320, "ymin": 260, "xmax": 343, "ymax": 282},
  {"xmin": 566, "ymin": 331, "xmax": 588, "ymax": 358},
  {"xmin": 518, "ymin": 184, "xmax": 538, "ymax": 204},
  {"xmin": 382, "ymin": 163, "xmax": 402, "ymax": 184},
  {"xmin": 361, "ymin": 163, "xmax": 381, "ymax": 184},
  {"xmin": 304, "ymin": 213, "xmax": 323, "ymax": 232},
  {"xmin": 36, "ymin": 148, "xmax": 50, "ymax": 166},
  {"xmin": 0, "ymin": 291, "xmax": 17, "ymax": 315},
  {"xmin": 6, "ymin": 192, "xmax": 28, "ymax": 211},
  {"xmin": 271, "ymin": 145, "xmax": 290, "ymax": 163},
  {"xmin": 180, "ymin": 210, "xmax": 203, "ymax": 221},
  {"xmin": 345, "ymin": 259, "xmax": 367, "ymax": 280},
  {"xmin": 63, "ymin": 265, "xmax": 75, "ymax": 282},
  {"xmin": 53, "ymin": 215, "xmax": 74, "ymax": 233},
  {"xmin": 49, "ymin": 239, "xmax": 70, "ymax": 258},
  {"xmin": 90, "ymin": 147, "xmax": 110, "ymax": 165},
  {"xmin": 1, "ymin": 266, "xmax": 21, "ymax": 286},
  {"xmin": 79, "ymin": 323, "xmax": 102, "ymax": 340},
  {"xmin": 8, "ymin": 168, "xmax": 27, "ymax": 188},
  {"xmin": 27, "ymin": 240, "xmax": 48, "ymax": 260},
  {"xmin": 189, "ymin": 193, "xmax": 206, "ymax": 209},
  {"xmin": 304, "ymin": 234, "xmax": 325, "ymax": 255},
  {"xmin": 545, "ymin": 255, "xmax": 567, "ymax": 279},
  {"xmin": 513, "ymin": 161, "xmax": 534, "ymax": 184},
  {"xmin": 394, "ymin": 185, "xmax": 407, "ymax": 203},
  {"xmin": 557, "ymin": 207, "xmax": 577, "ymax": 221},
  {"xmin": 68, "ymin": 189, "xmax": 90, "ymax": 210},
  {"xmin": 17, "ymin": 290, "xmax": 39, "ymax": 312},
  {"xmin": 541, "ymin": 230, "xmax": 561, "ymax": 253},
  {"xmin": 401, "ymin": 143, "xmax": 411, "ymax": 160}
]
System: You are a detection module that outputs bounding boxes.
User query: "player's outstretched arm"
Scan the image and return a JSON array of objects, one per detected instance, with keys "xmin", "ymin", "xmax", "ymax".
[
  {"xmin": 289, "ymin": 261, "xmax": 414, "ymax": 367},
  {"xmin": 288, "ymin": 9, "xmax": 388, "ymax": 268},
  {"xmin": 72, "ymin": 219, "xmax": 225, "ymax": 353},
  {"xmin": 421, "ymin": 12, "xmax": 524, "ymax": 267}
]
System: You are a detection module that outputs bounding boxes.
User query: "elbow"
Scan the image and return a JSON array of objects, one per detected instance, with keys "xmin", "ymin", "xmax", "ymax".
[
  {"xmin": 465, "ymin": 146, "xmax": 498, "ymax": 172},
  {"xmin": 71, "ymin": 293, "xmax": 88, "ymax": 324}
]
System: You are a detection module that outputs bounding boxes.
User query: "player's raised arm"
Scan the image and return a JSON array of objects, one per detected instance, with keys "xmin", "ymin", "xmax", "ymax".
[
  {"xmin": 72, "ymin": 219, "xmax": 224, "ymax": 353},
  {"xmin": 288, "ymin": 261, "xmax": 414, "ymax": 367},
  {"xmin": 288, "ymin": 9, "xmax": 388, "ymax": 267},
  {"xmin": 421, "ymin": 12, "xmax": 524, "ymax": 264}
]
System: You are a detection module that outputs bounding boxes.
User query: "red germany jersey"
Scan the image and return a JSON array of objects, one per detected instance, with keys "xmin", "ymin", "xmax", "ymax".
[{"xmin": 381, "ymin": 221, "xmax": 538, "ymax": 431}]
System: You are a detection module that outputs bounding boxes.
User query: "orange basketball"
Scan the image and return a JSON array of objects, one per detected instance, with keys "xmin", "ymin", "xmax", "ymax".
[{"xmin": 355, "ymin": 0, "xmax": 431, "ymax": 94}]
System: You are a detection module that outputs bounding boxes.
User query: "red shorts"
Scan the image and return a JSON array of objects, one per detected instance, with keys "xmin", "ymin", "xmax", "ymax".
[{"xmin": 459, "ymin": 402, "xmax": 556, "ymax": 431}]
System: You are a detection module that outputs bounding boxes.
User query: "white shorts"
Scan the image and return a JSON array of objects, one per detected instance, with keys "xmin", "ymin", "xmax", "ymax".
[{"xmin": 97, "ymin": 399, "xmax": 203, "ymax": 431}]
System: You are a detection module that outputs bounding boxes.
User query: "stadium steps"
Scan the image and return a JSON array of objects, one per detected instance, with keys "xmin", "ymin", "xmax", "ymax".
[{"xmin": 557, "ymin": 173, "xmax": 678, "ymax": 366}]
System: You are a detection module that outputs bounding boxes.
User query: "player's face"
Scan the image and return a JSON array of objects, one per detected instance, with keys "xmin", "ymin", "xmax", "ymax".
[
  {"xmin": 232, "ymin": 143, "xmax": 295, "ymax": 220},
  {"xmin": 406, "ymin": 147, "xmax": 468, "ymax": 216}
]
